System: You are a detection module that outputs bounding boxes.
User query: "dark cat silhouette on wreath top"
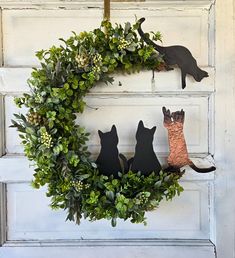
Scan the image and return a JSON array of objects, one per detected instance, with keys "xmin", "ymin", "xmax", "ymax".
[
  {"xmin": 96, "ymin": 125, "xmax": 128, "ymax": 178},
  {"xmin": 137, "ymin": 17, "xmax": 209, "ymax": 89},
  {"xmin": 129, "ymin": 120, "xmax": 162, "ymax": 176}
]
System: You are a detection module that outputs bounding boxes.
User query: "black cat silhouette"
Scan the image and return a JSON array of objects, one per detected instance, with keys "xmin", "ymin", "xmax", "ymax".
[
  {"xmin": 130, "ymin": 120, "xmax": 162, "ymax": 175},
  {"xmin": 137, "ymin": 17, "xmax": 209, "ymax": 89},
  {"xmin": 96, "ymin": 125, "xmax": 127, "ymax": 177}
]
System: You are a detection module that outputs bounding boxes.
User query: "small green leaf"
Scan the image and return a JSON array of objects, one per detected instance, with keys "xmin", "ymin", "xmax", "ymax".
[
  {"xmin": 106, "ymin": 191, "xmax": 114, "ymax": 201},
  {"xmin": 78, "ymin": 174, "xmax": 91, "ymax": 180},
  {"xmin": 154, "ymin": 181, "xmax": 162, "ymax": 188},
  {"xmin": 164, "ymin": 175, "xmax": 171, "ymax": 182},
  {"xmin": 91, "ymin": 162, "xmax": 97, "ymax": 168},
  {"xmin": 124, "ymin": 22, "xmax": 131, "ymax": 34},
  {"xmin": 111, "ymin": 218, "xmax": 117, "ymax": 227},
  {"xmin": 26, "ymin": 127, "xmax": 35, "ymax": 134}
]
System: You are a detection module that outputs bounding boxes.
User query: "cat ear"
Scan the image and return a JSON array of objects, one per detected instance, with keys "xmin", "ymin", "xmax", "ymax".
[
  {"xmin": 98, "ymin": 130, "xmax": 103, "ymax": 138},
  {"xmin": 151, "ymin": 126, "xmax": 156, "ymax": 134},
  {"xmin": 138, "ymin": 120, "xmax": 144, "ymax": 130},
  {"xmin": 111, "ymin": 125, "xmax": 117, "ymax": 134}
]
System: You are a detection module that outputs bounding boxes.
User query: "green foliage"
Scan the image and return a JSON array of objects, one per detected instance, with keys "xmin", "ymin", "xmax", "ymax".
[{"xmin": 11, "ymin": 19, "xmax": 183, "ymax": 227}]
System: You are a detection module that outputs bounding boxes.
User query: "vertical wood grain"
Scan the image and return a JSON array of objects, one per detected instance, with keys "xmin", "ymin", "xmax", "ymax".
[
  {"xmin": 0, "ymin": 94, "xmax": 5, "ymax": 157},
  {"xmin": 215, "ymin": 0, "xmax": 235, "ymax": 257},
  {"xmin": 0, "ymin": 9, "xmax": 2, "ymax": 67},
  {"xmin": 0, "ymin": 183, "xmax": 7, "ymax": 246}
]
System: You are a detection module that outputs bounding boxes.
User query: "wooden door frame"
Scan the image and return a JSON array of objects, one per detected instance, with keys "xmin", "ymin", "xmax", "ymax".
[
  {"xmin": 0, "ymin": 0, "xmax": 234, "ymax": 257},
  {"xmin": 0, "ymin": 94, "xmax": 5, "ymax": 157},
  {"xmin": 0, "ymin": 94, "xmax": 6, "ymax": 247},
  {"xmin": 215, "ymin": 0, "xmax": 235, "ymax": 257},
  {"xmin": 0, "ymin": 183, "xmax": 7, "ymax": 246}
]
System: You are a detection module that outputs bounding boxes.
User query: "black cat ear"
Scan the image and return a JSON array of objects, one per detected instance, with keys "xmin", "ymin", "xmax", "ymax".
[
  {"xmin": 98, "ymin": 130, "xmax": 103, "ymax": 137},
  {"xmin": 151, "ymin": 126, "xmax": 156, "ymax": 134},
  {"xmin": 111, "ymin": 125, "xmax": 117, "ymax": 133},
  {"xmin": 138, "ymin": 120, "xmax": 144, "ymax": 130}
]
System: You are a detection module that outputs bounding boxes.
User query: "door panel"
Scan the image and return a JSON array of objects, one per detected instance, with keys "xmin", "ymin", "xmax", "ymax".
[
  {"xmin": 5, "ymin": 95, "xmax": 210, "ymax": 154},
  {"xmin": 7, "ymin": 181, "xmax": 211, "ymax": 240},
  {"xmin": 0, "ymin": 243, "xmax": 215, "ymax": 258},
  {"xmin": 2, "ymin": 8, "xmax": 209, "ymax": 66}
]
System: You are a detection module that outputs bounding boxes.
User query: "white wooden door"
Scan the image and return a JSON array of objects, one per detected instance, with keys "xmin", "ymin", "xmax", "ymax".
[{"xmin": 0, "ymin": 1, "xmax": 234, "ymax": 258}]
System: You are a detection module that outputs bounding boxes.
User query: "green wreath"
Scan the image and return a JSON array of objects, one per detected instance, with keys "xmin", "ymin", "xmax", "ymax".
[{"xmin": 11, "ymin": 20, "xmax": 183, "ymax": 227}]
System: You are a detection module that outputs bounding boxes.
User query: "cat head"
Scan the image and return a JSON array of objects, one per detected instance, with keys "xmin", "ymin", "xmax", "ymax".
[
  {"xmin": 136, "ymin": 120, "xmax": 156, "ymax": 144},
  {"xmin": 194, "ymin": 68, "xmax": 209, "ymax": 82},
  {"xmin": 98, "ymin": 125, "xmax": 119, "ymax": 147}
]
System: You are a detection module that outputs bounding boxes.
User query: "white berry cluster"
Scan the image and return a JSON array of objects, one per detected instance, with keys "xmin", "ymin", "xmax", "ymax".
[
  {"xmin": 135, "ymin": 192, "xmax": 150, "ymax": 205},
  {"xmin": 91, "ymin": 53, "xmax": 103, "ymax": 75},
  {"xmin": 92, "ymin": 66, "xmax": 101, "ymax": 74},
  {"xmin": 41, "ymin": 131, "xmax": 53, "ymax": 148},
  {"xmin": 75, "ymin": 54, "xmax": 89, "ymax": 68},
  {"xmin": 35, "ymin": 92, "xmax": 44, "ymax": 104},
  {"xmin": 118, "ymin": 38, "xmax": 131, "ymax": 50},
  {"xmin": 93, "ymin": 53, "xmax": 102, "ymax": 66},
  {"xmin": 71, "ymin": 180, "xmax": 90, "ymax": 192}
]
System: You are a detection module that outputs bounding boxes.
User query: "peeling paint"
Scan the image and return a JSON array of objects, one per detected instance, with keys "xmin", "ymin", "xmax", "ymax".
[
  {"xmin": 0, "ymin": 94, "xmax": 5, "ymax": 157},
  {"xmin": 0, "ymin": 9, "xmax": 3, "ymax": 67},
  {"xmin": 0, "ymin": 1, "xmax": 215, "ymax": 11},
  {"xmin": 0, "ymin": 183, "xmax": 7, "ymax": 246}
]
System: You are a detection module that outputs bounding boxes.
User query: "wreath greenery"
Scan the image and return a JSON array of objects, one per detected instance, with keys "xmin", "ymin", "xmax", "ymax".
[{"xmin": 11, "ymin": 19, "xmax": 183, "ymax": 227}]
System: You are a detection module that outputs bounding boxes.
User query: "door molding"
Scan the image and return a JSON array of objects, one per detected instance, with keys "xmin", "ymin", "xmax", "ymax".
[
  {"xmin": 3, "ymin": 239, "xmax": 214, "ymax": 247},
  {"xmin": 0, "ymin": 94, "xmax": 5, "ymax": 157},
  {"xmin": 0, "ymin": 0, "xmax": 214, "ymax": 10},
  {"xmin": 0, "ymin": 183, "xmax": 7, "ymax": 246},
  {"xmin": 0, "ymin": 239, "xmax": 216, "ymax": 258},
  {"xmin": 215, "ymin": 0, "xmax": 235, "ymax": 257}
]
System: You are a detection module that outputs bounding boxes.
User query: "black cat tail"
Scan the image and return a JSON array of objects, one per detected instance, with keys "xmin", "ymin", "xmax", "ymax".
[
  {"xmin": 163, "ymin": 166, "xmax": 181, "ymax": 173},
  {"xmin": 119, "ymin": 154, "xmax": 129, "ymax": 173},
  {"xmin": 127, "ymin": 157, "xmax": 134, "ymax": 171},
  {"xmin": 190, "ymin": 163, "xmax": 216, "ymax": 173},
  {"xmin": 137, "ymin": 17, "xmax": 164, "ymax": 53}
]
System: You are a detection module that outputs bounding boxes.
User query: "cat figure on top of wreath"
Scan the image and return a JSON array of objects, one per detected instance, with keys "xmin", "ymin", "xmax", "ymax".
[
  {"xmin": 137, "ymin": 17, "xmax": 209, "ymax": 89},
  {"xmin": 96, "ymin": 125, "xmax": 128, "ymax": 178},
  {"xmin": 129, "ymin": 120, "xmax": 162, "ymax": 176}
]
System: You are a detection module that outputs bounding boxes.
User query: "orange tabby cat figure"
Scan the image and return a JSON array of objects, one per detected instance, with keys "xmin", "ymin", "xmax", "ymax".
[{"xmin": 162, "ymin": 107, "xmax": 216, "ymax": 173}]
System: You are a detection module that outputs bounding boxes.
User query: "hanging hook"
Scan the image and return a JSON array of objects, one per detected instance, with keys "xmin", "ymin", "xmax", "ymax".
[{"xmin": 104, "ymin": 0, "xmax": 110, "ymax": 21}]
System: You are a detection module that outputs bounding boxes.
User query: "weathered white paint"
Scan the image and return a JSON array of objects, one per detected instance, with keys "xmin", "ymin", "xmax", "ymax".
[
  {"xmin": 2, "ymin": 9, "xmax": 103, "ymax": 66},
  {"xmin": 4, "ymin": 95, "xmax": 210, "ymax": 154},
  {"xmin": 0, "ymin": 67, "xmax": 215, "ymax": 94},
  {"xmin": 0, "ymin": 95, "xmax": 5, "ymax": 157},
  {"xmin": 4, "ymin": 96, "xmax": 27, "ymax": 154},
  {"xmin": 0, "ymin": 241, "xmax": 215, "ymax": 258},
  {"xmin": 0, "ymin": 10, "xmax": 2, "ymax": 67},
  {"xmin": 6, "ymin": 181, "xmax": 211, "ymax": 240},
  {"xmin": 214, "ymin": 0, "xmax": 235, "ymax": 257},
  {"xmin": 79, "ymin": 95, "xmax": 209, "ymax": 153},
  {"xmin": 0, "ymin": 0, "xmax": 215, "ymax": 10},
  {"xmin": 2, "ymin": 8, "xmax": 209, "ymax": 66},
  {"xmin": 0, "ymin": 183, "xmax": 7, "ymax": 246}
]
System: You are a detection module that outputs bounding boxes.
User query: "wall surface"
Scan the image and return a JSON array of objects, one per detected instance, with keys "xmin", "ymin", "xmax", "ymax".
[{"xmin": 0, "ymin": 0, "xmax": 234, "ymax": 257}]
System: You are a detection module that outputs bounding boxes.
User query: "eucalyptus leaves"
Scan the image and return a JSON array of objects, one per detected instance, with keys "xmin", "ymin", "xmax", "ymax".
[{"xmin": 11, "ymin": 19, "xmax": 183, "ymax": 226}]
